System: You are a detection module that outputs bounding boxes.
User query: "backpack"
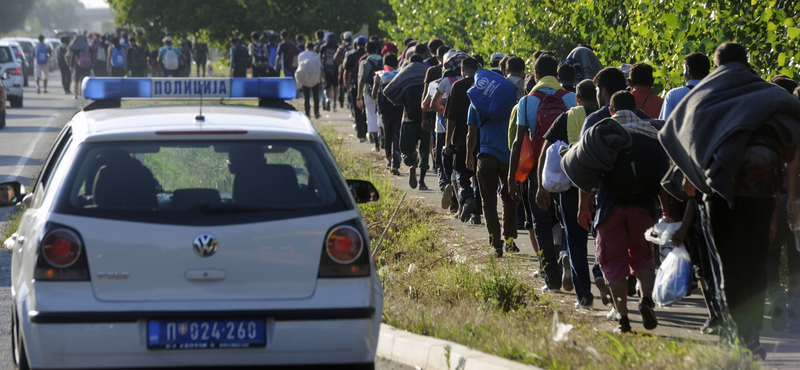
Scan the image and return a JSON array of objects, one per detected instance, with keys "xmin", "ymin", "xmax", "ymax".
[
  {"xmin": 376, "ymin": 71, "xmax": 405, "ymax": 119},
  {"xmin": 110, "ymin": 47, "xmax": 125, "ymax": 68},
  {"xmin": 514, "ymin": 90, "xmax": 569, "ymax": 182},
  {"xmin": 322, "ymin": 45, "xmax": 337, "ymax": 71},
  {"xmin": 251, "ymin": 43, "xmax": 269, "ymax": 67},
  {"xmin": 602, "ymin": 130, "xmax": 662, "ymax": 204},
  {"xmin": 360, "ymin": 58, "xmax": 383, "ymax": 87},
  {"xmin": 281, "ymin": 41, "xmax": 300, "ymax": 69},
  {"xmin": 96, "ymin": 44, "xmax": 107, "ymax": 62},
  {"xmin": 333, "ymin": 43, "xmax": 350, "ymax": 66},
  {"xmin": 466, "ymin": 69, "xmax": 518, "ymax": 121},
  {"xmin": 35, "ymin": 44, "xmax": 49, "ymax": 65},
  {"xmin": 129, "ymin": 45, "xmax": 146, "ymax": 68},
  {"xmin": 77, "ymin": 45, "xmax": 92, "ymax": 69},
  {"xmin": 162, "ymin": 47, "xmax": 179, "ymax": 70},
  {"xmin": 233, "ymin": 45, "xmax": 251, "ymax": 70}
]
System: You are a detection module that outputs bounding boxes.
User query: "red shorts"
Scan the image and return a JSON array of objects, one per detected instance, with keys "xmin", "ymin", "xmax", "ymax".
[{"xmin": 595, "ymin": 205, "xmax": 656, "ymax": 284}]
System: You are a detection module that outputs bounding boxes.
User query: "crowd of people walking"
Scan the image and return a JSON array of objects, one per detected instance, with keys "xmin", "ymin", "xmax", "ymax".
[{"xmin": 291, "ymin": 31, "xmax": 799, "ymax": 361}]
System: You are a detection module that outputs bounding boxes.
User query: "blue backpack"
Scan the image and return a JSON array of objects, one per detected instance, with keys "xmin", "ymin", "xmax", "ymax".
[
  {"xmin": 467, "ymin": 69, "xmax": 518, "ymax": 121},
  {"xmin": 110, "ymin": 47, "xmax": 125, "ymax": 68}
]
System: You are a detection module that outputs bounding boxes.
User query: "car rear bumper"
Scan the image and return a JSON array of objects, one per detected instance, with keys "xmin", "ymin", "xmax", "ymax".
[
  {"xmin": 22, "ymin": 312, "xmax": 378, "ymax": 369},
  {"xmin": 6, "ymin": 85, "xmax": 22, "ymax": 97}
]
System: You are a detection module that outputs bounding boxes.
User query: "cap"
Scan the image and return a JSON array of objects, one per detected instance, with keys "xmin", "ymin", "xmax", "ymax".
[
  {"xmin": 491, "ymin": 52, "xmax": 504, "ymax": 62},
  {"xmin": 343, "ymin": 31, "xmax": 353, "ymax": 41},
  {"xmin": 443, "ymin": 50, "xmax": 458, "ymax": 65},
  {"xmin": 355, "ymin": 35, "xmax": 367, "ymax": 45},
  {"xmin": 162, "ymin": 36, "xmax": 172, "ymax": 43}
]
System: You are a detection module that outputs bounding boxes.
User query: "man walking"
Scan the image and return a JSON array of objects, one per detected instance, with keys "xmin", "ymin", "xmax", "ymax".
[
  {"xmin": 659, "ymin": 52, "xmax": 710, "ymax": 120},
  {"xmin": 229, "ymin": 37, "xmax": 249, "ymax": 78},
  {"xmin": 56, "ymin": 36, "xmax": 71, "ymax": 94},
  {"xmin": 344, "ymin": 36, "xmax": 368, "ymax": 141},
  {"xmin": 357, "ymin": 42, "xmax": 384, "ymax": 152},
  {"xmin": 157, "ymin": 36, "xmax": 182, "ymax": 77},
  {"xmin": 34, "ymin": 35, "xmax": 51, "ymax": 94},
  {"xmin": 126, "ymin": 36, "xmax": 147, "ymax": 77},
  {"xmin": 275, "ymin": 30, "xmax": 300, "ymax": 80},
  {"xmin": 248, "ymin": 32, "xmax": 270, "ymax": 78}
]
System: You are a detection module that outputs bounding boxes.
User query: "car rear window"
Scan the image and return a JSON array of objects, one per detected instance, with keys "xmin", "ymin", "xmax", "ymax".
[
  {"xmin": 0, "ymin": 47, "xmax": 11, "ymax": 63},
  {"xmin": 56, "ymin": 140, "xmax": 352, "ymax": 225}
]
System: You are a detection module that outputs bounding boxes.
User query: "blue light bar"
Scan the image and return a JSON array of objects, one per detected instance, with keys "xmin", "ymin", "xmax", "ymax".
[{"xmin": 81, "ymin": 77, "xmax": 296, "ymax": 101}]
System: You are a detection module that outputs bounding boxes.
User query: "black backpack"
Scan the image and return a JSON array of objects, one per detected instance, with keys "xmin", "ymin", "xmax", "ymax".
[
  {"xmin": 361, "ymin": 58, "xmax": 383, "ymax": 87},
  {"xmin": 602, "ymin": 128, "xmax": 662, "ymax": 204},
  {"xmin": 234, "ymin": 45, "xmax": 251, "ymax": 70},
  {"xmin": 129, "ymin": 45, "xmax": 147, "ymax": 68}
]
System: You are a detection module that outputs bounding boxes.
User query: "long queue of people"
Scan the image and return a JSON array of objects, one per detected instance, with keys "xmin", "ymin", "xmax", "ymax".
[
  {"xmin": 305, "ymin": 34, "xmax": 800, "ymax": 360},
  {"xmin": 54, "ymin": 31, "xmax": 210, "ymax": 99}
]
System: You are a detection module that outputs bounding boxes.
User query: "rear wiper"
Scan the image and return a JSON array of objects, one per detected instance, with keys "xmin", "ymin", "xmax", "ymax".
[{"xmin": 198, "ymin": 203, "xmax": 297, "ymax": 214}]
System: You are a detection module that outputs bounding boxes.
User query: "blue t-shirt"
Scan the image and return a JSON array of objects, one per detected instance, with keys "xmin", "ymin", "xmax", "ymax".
[
  {"xmin": 467, "ymin": 104, "xmax": 511, "ymax": 163},
  {"xmin": 658, "ymin": 79, "xmax": 703, "ymax": 120},
  {"xmin": 35, "ymin": 43, "xmax": 51, "ymax": 65},
  {"xmin": 517, "ymin": 88, "xmax": 577, "ymax": 129}
]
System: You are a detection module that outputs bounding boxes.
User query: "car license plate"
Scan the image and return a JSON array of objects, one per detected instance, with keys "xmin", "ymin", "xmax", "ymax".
[{"xmin": 147, "ymin": 318, "xmax": 266, "ymax": 349}]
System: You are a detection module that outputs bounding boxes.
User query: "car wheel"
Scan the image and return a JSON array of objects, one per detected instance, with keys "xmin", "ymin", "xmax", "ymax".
[
  {"xmin": 11, "ymin": 308, "xmax": 31, "ymax": 370},
  {"xmin": 9, "ymin": 96, "xmax": 22, "ymax": 108}
]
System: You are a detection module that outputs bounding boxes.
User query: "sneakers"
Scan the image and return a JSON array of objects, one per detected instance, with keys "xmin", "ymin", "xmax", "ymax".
[
  {"xmin": 409, "ymin": 167, "xmax": 417, "ymax": 189},
  {"xmin": 470, "ymin": 214, "xmax": 481, "ymax": 225},
  {"xmin": 639, "ymin": 297, "xmax": 658, "ymax": 330},
  {"xmin": 607, "ymin": 306, "xmax": 621, "ymax": 321},
  {"xmin": 391, "ymin": 168, "xmax": 400, "ymax": 176},
  {"xmin": 541, "ymin": 285, "xmax": 561, "ymax": 293},
  {"xmin": 460, "ymin": 198, "xmax": 476, "ymax": 222},
  {"xmin": 614, "ymin": 316, "xmax": 632, "ymax": 334},
  {"xmin": 358, "ymin": 138, "xmax": 366, "ymax": 143},
  {"xmin": 533, "ymin": 268, "xmax": 546, "ymax": 278},
  {"xmin": 441, "ymin": 184, "xmax": 454, "ymax": 209},
  {"xmin": 371, "ymin": 147, "xmax": 381, "ymax": 153},
  {"xmin": 504, "ymin": 238, "xmax": 519, "ymax": 253},
  {"xmin": 595, "ymin": 277, "xmax": 612, "ymax": 306},
  {"xmin": 418, "ymin": 182, "xmax": 429, "ymax": 191},
  {"xmin": 575, "ymin": 297, "xmax": 593, "ymax": 311},
  {"xmin": 560, "ymin": 254, "xmax": 573, "ymax": 292}
]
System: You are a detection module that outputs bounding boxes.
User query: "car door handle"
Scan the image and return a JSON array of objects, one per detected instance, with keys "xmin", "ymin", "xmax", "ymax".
[{"xmin": 185, "ymin": 269, "xmax": 226, "ymax": 282}]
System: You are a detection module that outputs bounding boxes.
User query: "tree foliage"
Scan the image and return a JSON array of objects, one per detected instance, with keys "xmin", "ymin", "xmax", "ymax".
[
  {"xmin": 29, "ymin": 0, "xmax": 81, "ymax": 32},
  {"xmin": 382, "ymin": 0, "xmax": 800, "ymax": 90},
  {"xmin": 108, "ymin": 0, "xmax": 395, "ymax": 50},
  {"xmin": 0, "ymin": 0, "xmax": 38, "ymax": 35}
]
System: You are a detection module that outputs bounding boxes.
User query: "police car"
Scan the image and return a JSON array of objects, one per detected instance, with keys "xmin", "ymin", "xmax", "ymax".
[{"xmin": 3, "ymin": 77, "xmax": 383, "ymax": 369}]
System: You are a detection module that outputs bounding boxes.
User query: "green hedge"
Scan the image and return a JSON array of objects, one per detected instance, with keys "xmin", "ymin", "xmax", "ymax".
[{"xmin": 381, "ymin": 0, "xmax": 800, "ymax": 91}]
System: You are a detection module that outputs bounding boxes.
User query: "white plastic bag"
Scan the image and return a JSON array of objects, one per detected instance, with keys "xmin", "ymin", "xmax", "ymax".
[
  {"xmin": 644, "ymin": 221, "xmax": 682, "ymax": 245},
  {"xmin": 542, "ymin": 140, "xmax": 572, "ymax": 193},
  {"xmin": 652, "ymin": 245, "xmax": 693, "ymax": 307}
]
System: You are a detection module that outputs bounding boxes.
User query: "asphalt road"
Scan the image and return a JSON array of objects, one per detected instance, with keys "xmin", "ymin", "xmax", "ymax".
[{"xmin": 0, "ymin": 72, "xmax": 414, "ymax": 370}]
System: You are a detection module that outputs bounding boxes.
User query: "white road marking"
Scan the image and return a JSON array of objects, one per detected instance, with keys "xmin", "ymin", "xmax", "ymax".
[{"xmin": 9, "ymin": 113, "xmax": 58, "ymax": 179}]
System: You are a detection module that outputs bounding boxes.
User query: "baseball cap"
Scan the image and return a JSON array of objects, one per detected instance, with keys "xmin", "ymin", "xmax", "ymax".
[
  {"xmin": 343, "ymin": 31, "xmax": 353, "ymax": 41},
  {"xmin": 355, "ymin": 35, "xmax": 367, "ymax": 45},
  {"xmin": 162, "ymin": 36, "xmax": 172, "ymax": 43},
  {"xmin": 491, "ymin": 52, "xmax": 504, "ymax": 62}
]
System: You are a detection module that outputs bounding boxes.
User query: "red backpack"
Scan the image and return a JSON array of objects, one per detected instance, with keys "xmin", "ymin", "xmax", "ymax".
[{"xmin": 515, "ymin": 90, "xmax": 569, "ymax": 182}]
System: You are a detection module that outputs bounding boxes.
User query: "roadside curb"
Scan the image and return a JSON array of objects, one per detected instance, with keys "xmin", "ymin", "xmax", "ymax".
[{"xmin": 377, "ymin": 323, "xmax": 543, "ymax": 370}]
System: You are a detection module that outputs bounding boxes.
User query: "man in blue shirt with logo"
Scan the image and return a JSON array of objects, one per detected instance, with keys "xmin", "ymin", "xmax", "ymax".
[{"xmin": 34, "ymin": 35, "xmax": 52, "ymax": 94}]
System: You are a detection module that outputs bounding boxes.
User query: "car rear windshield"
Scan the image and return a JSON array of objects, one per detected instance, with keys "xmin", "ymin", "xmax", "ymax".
[
  {"xmin": 56, "ymin": 140, "xmax": 352, "ymax": 225},
  {"xmin": 0, "ymin": 47, "xmax": 11, "ymax": 63}
]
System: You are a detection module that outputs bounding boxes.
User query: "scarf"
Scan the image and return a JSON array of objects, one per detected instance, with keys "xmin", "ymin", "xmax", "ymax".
[
  {"xmin": 612, "ymin": 110, "xmax": 659, "ymax": 139},
  {"xmin": 530, "ymin": 75, "xmax": 563, "ymax": 94}
]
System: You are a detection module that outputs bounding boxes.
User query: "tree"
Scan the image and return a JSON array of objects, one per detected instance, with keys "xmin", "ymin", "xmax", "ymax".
[
  {"xmin": 107, "ymin": 0, "xmax": 395, "ymax": 50},
  {"xmin": 29, "ymin": 0, "xmax": 81, "ymax": 33},
  {"xmin": 0, "ymin": 0, "xmax": 38, "ymax": 35}
]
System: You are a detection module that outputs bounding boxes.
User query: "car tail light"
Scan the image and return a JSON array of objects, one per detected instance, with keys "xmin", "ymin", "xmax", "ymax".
[
  {"xmin": 34, "ymin": 224, "xmax": 90, "ymax": 281},
  {"xmin": 318, "ymin": 222, "xmax": 371, "ymax": 277},
  {"xmin": 7, "ymin": 68, "xmax": 21, "ymax": 76}
]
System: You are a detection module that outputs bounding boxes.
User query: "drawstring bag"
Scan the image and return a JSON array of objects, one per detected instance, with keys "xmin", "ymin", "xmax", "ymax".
[{"xmin": 542, "ymin": 140, "xmax": 572, "ymax": 192}]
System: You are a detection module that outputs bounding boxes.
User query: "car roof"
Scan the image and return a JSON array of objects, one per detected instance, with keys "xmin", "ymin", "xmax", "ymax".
[{"xmin": 70, "ymin": 105, "xmax": 322, "ymax": 143}]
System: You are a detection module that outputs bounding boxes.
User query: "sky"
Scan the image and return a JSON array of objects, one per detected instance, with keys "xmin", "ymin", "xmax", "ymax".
[{"xmin": 80, "ymin": 0, "xmax": 108, "ymax": 8}]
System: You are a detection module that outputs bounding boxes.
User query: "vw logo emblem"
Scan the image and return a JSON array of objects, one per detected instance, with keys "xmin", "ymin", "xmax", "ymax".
[{"xmin": 193, "ymin": 233, "xmax": 218, "ymax": 257}]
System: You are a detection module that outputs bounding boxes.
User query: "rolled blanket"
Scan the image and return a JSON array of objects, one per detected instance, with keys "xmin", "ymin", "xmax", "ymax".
[
  {"xmin": 383, "ymin": 62, "xmax": 427, "ymax": 105},
  {"xmin": 560, "ymin": 118, "xmax": 632, "ymax": 193}
]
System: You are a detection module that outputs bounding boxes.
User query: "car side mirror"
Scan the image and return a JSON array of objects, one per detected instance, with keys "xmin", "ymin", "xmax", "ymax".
[
  {"xmin": 346, "ymin": 180, "xmax": 379, "ymax": 203},
  {"xmin": 0, "ymin": 181, "xmax": 24, "ymax": 207}
]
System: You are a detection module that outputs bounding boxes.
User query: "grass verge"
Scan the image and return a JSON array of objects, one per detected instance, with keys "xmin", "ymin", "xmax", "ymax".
[{"xmin": 313, "ymin": 120, "xmax": 757, "ymax": 369}]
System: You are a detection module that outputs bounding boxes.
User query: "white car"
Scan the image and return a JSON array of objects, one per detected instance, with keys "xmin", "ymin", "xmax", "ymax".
[
  {"xmin": 4, "ymin": 77, "xmax": 383, "ymax": 369},
  {"xmin": 0, "ymin": 43, "xmax": 24, "ymax": 107}
]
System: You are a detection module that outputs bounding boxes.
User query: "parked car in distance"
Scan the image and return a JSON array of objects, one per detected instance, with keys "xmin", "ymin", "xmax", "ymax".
[
  {"xmin": 0, "ymin": 38, "xmax": 36, "ymax": 79},
  {"xmin": 0, "ymin": 43, "xmax": 23, "ymax": 108},
  {"xmin": 45, "ymin": 38, "xmax": 61, "ymax": 72}
]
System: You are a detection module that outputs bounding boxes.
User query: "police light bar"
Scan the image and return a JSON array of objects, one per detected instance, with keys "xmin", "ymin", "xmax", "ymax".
[{"xmin": 81, "ymin": 77, "xmax": 296, "ymax": 101}]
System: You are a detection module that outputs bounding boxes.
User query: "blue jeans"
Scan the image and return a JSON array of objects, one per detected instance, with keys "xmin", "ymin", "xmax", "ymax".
[
  {"xmin": 529, "ymin": 178, "xmax": 561, "ymax": 289},
  {"xmin": 558, "ymin": 187, "xmax": 592, "ymax": 302}
]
